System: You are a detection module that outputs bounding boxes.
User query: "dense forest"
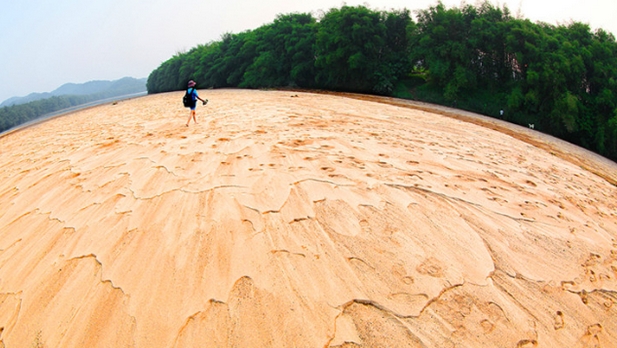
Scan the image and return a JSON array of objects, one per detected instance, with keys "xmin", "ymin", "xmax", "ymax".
[
  {"xmin": 148, "ymin": 2, "xmax": 615, "ymax": 162},
  {"xmin": 0, "ymin": 77, "xmax": 146, "ymax": 133},
  {"xmin": 0, "ymin": 94, "xmax": 94, "ymax": 132}
]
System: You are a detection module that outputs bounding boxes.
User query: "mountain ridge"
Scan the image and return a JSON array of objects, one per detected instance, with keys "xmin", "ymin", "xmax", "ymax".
[{"xmin": 1, "ymin": 76, "xmax": 146, "ymax": 107}]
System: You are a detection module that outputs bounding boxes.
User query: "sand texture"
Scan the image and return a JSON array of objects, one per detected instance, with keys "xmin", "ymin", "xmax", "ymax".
[{"xmin": 0, "ymin": 89, "xmax": 616, "ymax": 347}]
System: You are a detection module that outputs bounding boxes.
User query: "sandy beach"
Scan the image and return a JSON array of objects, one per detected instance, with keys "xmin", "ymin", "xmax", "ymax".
[{"xmin": 0, "ymin": 89, "xmax": 615, "ymax": 347}]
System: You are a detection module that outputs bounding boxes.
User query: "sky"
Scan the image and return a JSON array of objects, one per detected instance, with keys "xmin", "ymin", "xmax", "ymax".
[{"xmin": 1, "ymin": 0, "xmax": 616, "ymax": 103}]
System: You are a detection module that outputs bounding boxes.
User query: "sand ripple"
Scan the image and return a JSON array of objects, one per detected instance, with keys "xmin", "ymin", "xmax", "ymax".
[{"xmin": 0, "ymin": 90, "xmax": 616, "ymax": 347}]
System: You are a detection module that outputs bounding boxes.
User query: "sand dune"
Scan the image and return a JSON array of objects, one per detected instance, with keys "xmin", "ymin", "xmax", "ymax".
[{"xmin": 0, "ymin": 89, "xmax": 615, "ymax": 347}]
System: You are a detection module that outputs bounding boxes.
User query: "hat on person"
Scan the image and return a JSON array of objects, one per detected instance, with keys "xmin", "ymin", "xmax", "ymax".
[{"xmin": 188, "ymin": 80, "xmax": 196, "ymax": 87}]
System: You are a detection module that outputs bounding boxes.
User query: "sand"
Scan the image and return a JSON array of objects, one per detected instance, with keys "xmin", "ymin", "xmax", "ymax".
[{"xmin": 0, "ymin": 89, "xmax": 615, "ymax": 347}]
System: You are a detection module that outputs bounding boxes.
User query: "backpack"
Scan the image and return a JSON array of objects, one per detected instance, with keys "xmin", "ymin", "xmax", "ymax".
[{"xmin": 182, "ymin": 88, "xmax": 195, "ymax": 108}]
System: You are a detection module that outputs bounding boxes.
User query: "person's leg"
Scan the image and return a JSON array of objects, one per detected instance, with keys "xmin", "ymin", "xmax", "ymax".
[
  {"xmin": 192, "ymin": 110, "xmax": 198, "ymax": 124},
  {"xmin": 186, "ymin": 107, "xmax": 197, "ymax": 126}
]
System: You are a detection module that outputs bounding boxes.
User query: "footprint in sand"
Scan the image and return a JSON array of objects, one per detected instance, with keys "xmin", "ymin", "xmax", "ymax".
[
  {"xmin": 516, "ymin": 339, "xmax": 537, "ymax": 347},
  {"xmin": 480, "ymin": 319, "xmax": 495, "ymax": 333},
  {"xmin": 402, "ymin": 276, "xmax": 414, "ymax": 285},
  {"xmin": 580, "ymin": 323, "xmax": 602, "ymax": 347},
  {"xmin": 580, "ymin": 289, "xmax": 589, "ymax": 304},
  {"xmin": 359, "ymin": 219, "xmax": 371, "ymax": 234},
  {"xmin": 553, "ymin": 311, "xmax": 565, "ymax": 330},
  {"xmin": 416, "ymin": 257, "xmax": 445, "ymax": 278}
]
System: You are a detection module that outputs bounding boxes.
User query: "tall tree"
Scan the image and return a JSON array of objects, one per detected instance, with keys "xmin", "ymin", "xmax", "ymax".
[
  {"xmin": 241, "ymin": 13, "xmax": 317, "ymax": 88},
  {"xmin": 145, "ymin": 4, "xmax": 617, "ymax": 162},
  {"xmin": 414, "ymin": 3, "xmax": 478, "ymax": 100},
  {"xmin": 315, "ymin": 5, "xmax": 413, "ymax": 94}
]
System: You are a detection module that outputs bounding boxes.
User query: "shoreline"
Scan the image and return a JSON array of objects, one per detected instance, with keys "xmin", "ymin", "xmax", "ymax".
[{"xmin": 0, "ymin": 91, "xmax": 147, "ymax": 138}]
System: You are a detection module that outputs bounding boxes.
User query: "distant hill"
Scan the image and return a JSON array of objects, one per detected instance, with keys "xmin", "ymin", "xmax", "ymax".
[
  {"xmin": 1, "ymin": 77, "xmax": 146, "ymax": 107},
  {"xmin": 0, "ymin": 77, "xmax": 147, "ymax": 134}
]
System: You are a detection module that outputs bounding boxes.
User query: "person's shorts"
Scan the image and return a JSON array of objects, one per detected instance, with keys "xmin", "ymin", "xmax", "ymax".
[{"xmin": 190, "ymin": 101, "xmax": 197, "ymax": 110}]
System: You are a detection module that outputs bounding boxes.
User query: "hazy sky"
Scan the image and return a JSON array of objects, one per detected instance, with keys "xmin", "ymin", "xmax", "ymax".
[{"xmin": 1, "ymin": 0, "xmax": 615, "ymax": 103}]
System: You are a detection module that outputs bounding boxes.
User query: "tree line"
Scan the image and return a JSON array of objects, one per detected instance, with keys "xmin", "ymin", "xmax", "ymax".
[
  {"xmin": 0, "ymin": 78, "xmax": 146, "ymax": 134},
  {"xmin": 0, "ymin": 95, "xmax": 92, "ymax": 133},
  {"xmin": 147, "ymin": 2, "xmax": 617, "ymax": 162}
]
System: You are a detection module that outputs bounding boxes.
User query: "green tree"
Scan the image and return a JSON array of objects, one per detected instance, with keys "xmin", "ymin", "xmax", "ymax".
[
  {"xmin": 315, "ymin": 5, "xmax": 413, "ymax": 94},
  {"xmin": 241, "ymin": 13, "xmax": 317, "ymax": 88},
  {"xmin": 144, "ymin": 4, "xmax": 617, "ymax": 162},
  {"xmin": 468, "ymin": 2, "xmax": 513, "ymax": 88},
  {"xmin": 414, "ymin": 3, "xmax": 479, "ymax": 100}
]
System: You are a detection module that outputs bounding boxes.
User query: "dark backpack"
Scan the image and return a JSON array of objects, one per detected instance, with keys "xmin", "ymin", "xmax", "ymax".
[{"xmin": 182, "ymin": 88, "xmax": 195, "ymax": 108}]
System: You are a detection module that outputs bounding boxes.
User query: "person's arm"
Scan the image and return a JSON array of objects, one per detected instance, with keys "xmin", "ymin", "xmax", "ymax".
[
  {"xmin": 196, "ymin": 94, "xmax": 207, "ymax": 105},
  {"xmin": 192, "ymin": 90, "xmax": 205, "ymax": 103}
]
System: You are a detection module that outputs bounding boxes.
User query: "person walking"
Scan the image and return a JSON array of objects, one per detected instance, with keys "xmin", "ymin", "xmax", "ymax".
[{"xmin": 185, "ymin": 80, "xmax": 207, "ymax": 126}]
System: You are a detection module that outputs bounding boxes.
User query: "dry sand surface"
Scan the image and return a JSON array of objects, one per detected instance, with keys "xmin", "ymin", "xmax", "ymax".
[{"xmin": 0, "ymin": 89, "xmax": 616, "ymax": 347}]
